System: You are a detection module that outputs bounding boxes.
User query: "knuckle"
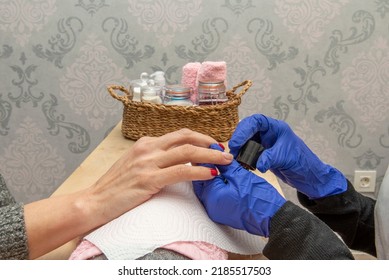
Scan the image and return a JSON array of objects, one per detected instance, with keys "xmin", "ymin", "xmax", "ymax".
[
  {"xmin": 132, "ymin": 144, "xmax": 148, "ymax": 156},
  {"xmin": 174, "ymin": 165, "xmax": 189, "ymax": 178},
  {"xmin": 133, "ymin": 137, "xmax": 154, "ymax": 155},
  {"xmin": 176, "ymin": 128, "xmax": 193, "ymax": 137},
  {"xmin": 137, "ymin": 136, "xmax": 153, "ymax": 144},
  {"xmin": 279, "ymin": 119, "xmax": 290, "ymax": 130},
  {"xmin": 180, "ymin": 143, "xmax": 196, "ymax": 157}
]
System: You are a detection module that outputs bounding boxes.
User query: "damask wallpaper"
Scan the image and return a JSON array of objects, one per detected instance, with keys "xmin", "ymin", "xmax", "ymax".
[{"xmin": 0, "ymin": 0, "xmax": 388, "ymax": 203}]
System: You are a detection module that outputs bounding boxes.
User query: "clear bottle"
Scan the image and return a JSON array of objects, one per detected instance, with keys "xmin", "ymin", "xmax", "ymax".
[
  {"xmin": 197, "ymin": 80, "xmax": 227, "ymax": 105},
  {"xmin": 163, "ymin": 84, "xmax": 195, "ymax": 106},
  {"xmin": 150, "ymin": 71, "xmax": 166, "ymax": 98}
]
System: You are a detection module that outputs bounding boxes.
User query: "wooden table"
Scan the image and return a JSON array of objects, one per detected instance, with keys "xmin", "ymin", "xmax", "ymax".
[{"xmin": 39, "ymin": 122, "xmax": 282, "ymax": 260}]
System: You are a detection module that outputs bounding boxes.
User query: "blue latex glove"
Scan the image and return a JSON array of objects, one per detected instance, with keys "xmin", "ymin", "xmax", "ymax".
[
  {"xmin": 193, "ymin": 143, "xmax": 286, "ymax": 237},
  {"xmin": 229, "ymin": 114, "xmax": 347, "ymax": 199}
]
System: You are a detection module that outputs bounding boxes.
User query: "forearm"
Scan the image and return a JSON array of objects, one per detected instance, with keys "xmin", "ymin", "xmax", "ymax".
[
  {"xmin": 297, "ymin": 180, "xmax": 376, "ymax": 256},
  {"xmin": 24, "ymin": 189, "xmax": 101, "ymax": 259},
  {"xmin": 263, "ymin": 201, "xmax": 354, "ymax": 260},
  {"xmin": 24, "ymin": 178, "xmax": 151, "ymax": 259}
]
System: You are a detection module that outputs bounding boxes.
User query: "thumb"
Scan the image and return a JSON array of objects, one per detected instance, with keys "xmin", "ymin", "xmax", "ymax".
[
  {"xmin": 256, "ymin": 148, "xmax": 289, "ymax": 184},
  {"xmin": 256, "ymin": 149, "xmax": 272, "ymax": 173}
]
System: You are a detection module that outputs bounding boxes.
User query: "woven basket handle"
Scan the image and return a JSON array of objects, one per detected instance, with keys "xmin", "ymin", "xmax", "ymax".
[
  {"xmin": 107, "ymin": 85, "xmax": 132, "ymax": 104},
  {"xmin": 230, "ymin": 80, "xmax": 253, "ymax": 99}
]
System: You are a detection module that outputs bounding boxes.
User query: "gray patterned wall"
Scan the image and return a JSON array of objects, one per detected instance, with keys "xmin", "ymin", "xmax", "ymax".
[{"xmin": 0, "ymin": 0, "xmax": 388, "ymax": 203}]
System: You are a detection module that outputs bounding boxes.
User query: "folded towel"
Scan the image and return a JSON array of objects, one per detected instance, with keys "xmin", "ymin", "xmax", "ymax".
[
  {"xmin": 162, "ymin": 241, "xmax": 228, "ymax": 260},
  {"xmin": 181, "ymin": 62, "xmax": 201, "ymax": 90},
  {"xmin": 197, "ymin": 61, "xmax": 227, "ymax": 86},
  {"xmin": 181, "ymin": 62, "xmax": 201, "ymax": 102}
]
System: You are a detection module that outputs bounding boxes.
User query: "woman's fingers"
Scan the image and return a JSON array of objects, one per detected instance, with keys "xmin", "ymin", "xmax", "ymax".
[
  {"xmin": 157, "ymin": 128, "xmax": 217, "ymax": 150},
  {"xmin": 154, "ymin": 144, "xmax": 232, "ymax": 168},
  {"xmin": 151, "ymin": 164, "xmax": 218, "ymax": 188},
  {"xmin": 133, "ymin": 129, "xmax": 232, "ymax": 169},
  {"xmin": 121, "ymin": 129, "xmax": 233, "ymax": 196}
]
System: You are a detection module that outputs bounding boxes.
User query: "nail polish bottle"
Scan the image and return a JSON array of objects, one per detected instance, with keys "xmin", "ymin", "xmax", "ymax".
[{"xmin": 236, "ymin": 140, "xmax": 265, "ymax": 170}]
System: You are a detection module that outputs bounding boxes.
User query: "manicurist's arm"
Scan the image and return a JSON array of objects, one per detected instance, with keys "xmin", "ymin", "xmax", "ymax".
[
  {"xmin": 264, "ymin": 201, "xmax": 354, "ymax": 259},
  {"xmin": 194, "ymin": 144, "xmax": 353, "ymax": 260},
  {"xmin": 297, "ymin": 180, "xmax": 376, "ymax": 256},
  {"xmin": 228, "ymin": 114, "xmax": 374, "ymax": 257}
]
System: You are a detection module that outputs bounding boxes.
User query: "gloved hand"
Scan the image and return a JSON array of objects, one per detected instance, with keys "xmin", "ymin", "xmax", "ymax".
[
  {"xmin": 229, "ymin": 114, "xmax": 347, "ymax": 199},
  {"xmin": 193, "ymin": 143, "xmax": 286, "ymax": 237}
]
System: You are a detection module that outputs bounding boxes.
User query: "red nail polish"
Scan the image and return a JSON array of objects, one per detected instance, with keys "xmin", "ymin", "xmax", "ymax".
[
  {"xmin": 210, "ymin": 168, "xmax": 218, "ymax": 176},
  {"xmin": 218, "ymin": 143, "xmax": 225, "ymax": 150}
]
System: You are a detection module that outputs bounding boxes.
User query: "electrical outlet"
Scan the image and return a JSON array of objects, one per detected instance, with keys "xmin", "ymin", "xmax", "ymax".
[{"xmin": 354, "ymin": 170, "xmax": 376, "ymax": 193}]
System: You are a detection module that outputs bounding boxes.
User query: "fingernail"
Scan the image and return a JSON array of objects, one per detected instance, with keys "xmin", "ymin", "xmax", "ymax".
[
  {"xmin": 210, "ymin": 168, "xmax": 218, "ymax": 176},
  {"xmin": 223, "ymin": 152, "xmax": 233, "ymax": 160},
  {"xmin": 218, "ymin": 143, "xmax": 225, "ymax": 150}
]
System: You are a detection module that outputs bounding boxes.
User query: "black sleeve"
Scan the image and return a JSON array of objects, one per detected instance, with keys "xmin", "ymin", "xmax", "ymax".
[
  {"xmin": 297, "ymin": 180, "xmax": 376, "ymax": 257},
  {"xmin": 263, "ymin": 201, "xmax": 354, "ymax": 260}
]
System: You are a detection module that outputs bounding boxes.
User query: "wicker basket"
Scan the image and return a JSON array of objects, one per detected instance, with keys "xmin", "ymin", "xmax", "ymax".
[{"xmin": 107, "ymin": 80, "xmax": 252, "ymax": 142}]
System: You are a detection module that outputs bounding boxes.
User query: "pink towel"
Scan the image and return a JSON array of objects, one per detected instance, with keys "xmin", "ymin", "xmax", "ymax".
[
  {"xmin": 69, "ymin": 240, "xmax": 228, "ymax": 260},
  {"xmin": 162, "ymin": 241, "xmax": 228, "ymax": 260},
  {"xmin": 181, "ymin": 62, "xmax": 201, "ymax": 102},
  {"xmin": 69, "ymin": 240, "xmax": 103, "ymax": 260},
  {"xmin": 181, "ymin": 61, "xmax": 228, "ymax": 103},
  {"xmin": 181, "ymin": 62, "xmax": 201, "ymax": 90},
  {"xmin": 197, "ymin": 61, "xmax": 227, "ymax": 86}
]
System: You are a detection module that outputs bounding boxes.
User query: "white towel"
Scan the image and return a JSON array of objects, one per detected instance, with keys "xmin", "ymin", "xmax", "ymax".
[{"xmin": 85, "ymin": 181, "xmax": 266, "ymax": 260}]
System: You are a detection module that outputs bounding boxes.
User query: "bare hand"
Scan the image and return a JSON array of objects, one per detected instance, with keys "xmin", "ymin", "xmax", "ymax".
[{"xmin": 87, "ymin": 128, "xmax": 233, "ymax": 223}]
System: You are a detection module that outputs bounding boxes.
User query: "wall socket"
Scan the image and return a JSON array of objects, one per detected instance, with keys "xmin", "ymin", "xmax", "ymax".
[{"xmin": 354, "ymin": 170, "xmax": 376, "ymax": 193}]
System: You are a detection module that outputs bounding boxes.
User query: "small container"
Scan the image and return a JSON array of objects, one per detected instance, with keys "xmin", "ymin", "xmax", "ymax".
[
  {"xmin": 150, "ymin": 71, "xmax": 166, "ymax": 97},
  {"xmin": 141, "ymin": 80, "xmax": 162, "ymax": 104},
  {"xmin": 129, "ymin": 72, "xmax": 149, "ymax": 102},
  {"xmin": 198, "ymin": 80, "xmax": 228, "ymax": 105},
  {"xmin": 236, "ymin": 140, "xmax": 265, "ymax": 170},
  {"xmin": 163, "ymin": 84, "xmax": 195, "ymax": 106}
]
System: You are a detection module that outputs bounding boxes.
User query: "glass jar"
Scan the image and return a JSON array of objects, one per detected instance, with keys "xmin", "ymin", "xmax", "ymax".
[
  {"xmin": 129, "ymin": 72, "xmax": 149, "ymax": 102},
  {"xmin": 197, "ymin": 80, "xmax": 228, "ymax": 105},
  {"xmin": 163, "ymin": 84, "xmax": 195, "ymax": 106},
  {"xmin": 141, "ymin": 80, "xmax": 162, "ymax": 104}
]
